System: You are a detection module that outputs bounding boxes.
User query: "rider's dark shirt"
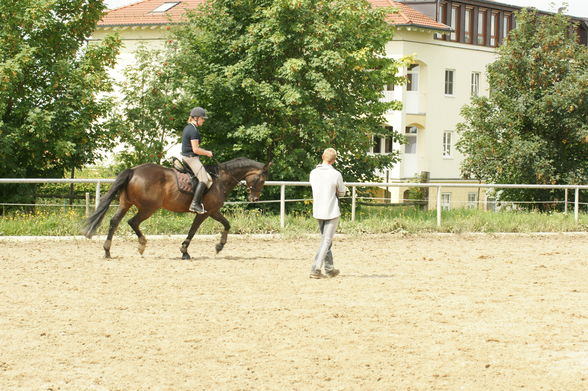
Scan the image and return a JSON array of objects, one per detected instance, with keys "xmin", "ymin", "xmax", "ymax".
[{"xmin": 181, "ymin": 124, "xmax": 201, "ymax": 157}]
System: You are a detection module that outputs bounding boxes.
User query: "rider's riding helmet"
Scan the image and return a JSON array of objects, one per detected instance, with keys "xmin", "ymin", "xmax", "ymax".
[{"xmin": 190, "ymin": 107, "xmax": 208, "ymax": 119}]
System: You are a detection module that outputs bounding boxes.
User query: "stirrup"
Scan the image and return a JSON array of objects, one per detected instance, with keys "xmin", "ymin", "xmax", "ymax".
[{"xmin": 189, "ymin": 202, "xmax": 206, "ymax": 214}]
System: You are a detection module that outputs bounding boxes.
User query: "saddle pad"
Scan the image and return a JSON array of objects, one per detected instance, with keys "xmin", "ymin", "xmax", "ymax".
[{"xmin": 174, "ymin": 170, "xmax": 195, "ymax": 195}]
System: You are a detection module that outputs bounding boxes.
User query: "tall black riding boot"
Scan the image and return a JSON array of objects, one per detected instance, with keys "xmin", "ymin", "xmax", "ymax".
[{"xmin": 189, "ymin": 182, "xmax": 207, "ymax": 214}]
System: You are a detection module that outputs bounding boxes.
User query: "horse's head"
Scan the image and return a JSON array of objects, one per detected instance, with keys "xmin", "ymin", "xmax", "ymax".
[{"xmin": 244, "ymin": 162, "xmax": 272, "ymax": 202}]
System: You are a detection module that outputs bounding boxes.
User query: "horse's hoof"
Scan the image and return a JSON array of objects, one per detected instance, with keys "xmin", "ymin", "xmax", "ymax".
[
  {"xmin": 138, "ymin": 237, "xmax": 147, "ymax": 255},
  {"xmin": 104, "ymin": 252, "xmax": 111, "ymax": 259},
  {"xmin": 182, "ymin": 253, "xmax": 191, "ymax": 260},
  {"xmin": 215, "ymin": 244, "xmax": 224, "ymax": 254}
]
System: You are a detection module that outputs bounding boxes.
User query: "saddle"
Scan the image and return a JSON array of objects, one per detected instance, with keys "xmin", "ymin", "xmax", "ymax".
[{"xmin": 171, "ymin": 157, "xmax": 219, "ymax": 195}]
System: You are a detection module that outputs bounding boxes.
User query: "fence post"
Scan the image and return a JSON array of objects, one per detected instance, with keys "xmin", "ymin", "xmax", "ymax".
[
  {"xmin": 85, "ymin": 192, "xmax": 90, "ymax": 217},
  {"xmin": 574, "ymin": 187, "xmax": 579, "ymax": 223},
  {"xmin": 564, "ymin": 188, "xmax": 568, "ymax": 214},
  {"xmin": 95, "ymin": 182, "xmax": 101, "ymax": 210},
  {"xmin": 280, "ymin": 184, "xmax": 286, "ymax": 228},
  {"xmin": 351, "ymin": 186, "xmax": 356, "ymax": 222},
  {"xmin": 436, "ymin": 186, "xmax": 442, "ymax": 227}
]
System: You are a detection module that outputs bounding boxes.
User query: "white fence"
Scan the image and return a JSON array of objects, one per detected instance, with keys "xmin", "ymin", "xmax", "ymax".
[{"xmin": 0, "ymin": 178, "xmax": 586, "ymax": 227}]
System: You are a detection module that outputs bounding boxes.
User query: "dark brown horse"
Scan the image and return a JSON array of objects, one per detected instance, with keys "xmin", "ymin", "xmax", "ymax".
[{"xmin": 83, "ymin": 158, "xmax": 271, "ymax": 259}]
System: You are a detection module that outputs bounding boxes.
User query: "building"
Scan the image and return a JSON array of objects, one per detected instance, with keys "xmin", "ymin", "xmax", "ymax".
[{"xmin": 91, "ymin": 0, "xmax": 588, "ymax": 210}]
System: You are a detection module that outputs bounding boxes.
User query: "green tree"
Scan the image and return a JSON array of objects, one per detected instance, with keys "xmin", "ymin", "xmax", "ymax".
[
  {"xmin": 456, "ymin": 9, "xmax": 588, "ymax": 209},
  {"xmin": 0, "ymin": 0, "xmax": 120, "ymax": 204},
  {"xmin": 167, "ymin": 0, "xmax": 405, "ymax": 184},
  {"xmin": 113, "ymin": 45, "xmax": 186, "ymax": 169}
]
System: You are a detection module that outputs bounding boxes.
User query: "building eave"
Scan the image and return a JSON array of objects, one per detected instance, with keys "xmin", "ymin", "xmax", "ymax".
[{"xmin": 394, "ymin": 23, "xmax": 452, "ymax": 33}]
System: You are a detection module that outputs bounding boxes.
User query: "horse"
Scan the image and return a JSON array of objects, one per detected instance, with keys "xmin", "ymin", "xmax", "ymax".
[{"xmin": 83, "ymin": 158, "xmax": 271, "ymax": 259}]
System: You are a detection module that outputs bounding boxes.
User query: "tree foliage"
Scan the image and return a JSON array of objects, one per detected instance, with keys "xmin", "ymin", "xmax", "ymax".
[
  {"xmin": 112, "ymin": 45, "xmax": 186, "ymax": 169},
  {"xmin": 162, "ymin": 0, "xmax": 405, "ymax": 183},
  {"xmin": 0, "ymin": 0, "xmax": 120, "ymax": 203},
  {"xmin": 456, "ymin": 9, "xmax": 588, "ymax": 208}
]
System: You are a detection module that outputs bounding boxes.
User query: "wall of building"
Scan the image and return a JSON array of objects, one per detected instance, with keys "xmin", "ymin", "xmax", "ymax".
[
  {"xmin": 385, "ymin": 29, "xmax": 496, "ymax": 182},
  {"xmin": 91, "ymin": 26, "xmax": 170, "ymax": 83}
]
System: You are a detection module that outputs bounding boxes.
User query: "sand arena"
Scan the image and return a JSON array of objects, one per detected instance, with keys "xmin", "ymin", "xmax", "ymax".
[{"xmin": 0, "ymin": 233, "xmax": 587, "ymax": 390}]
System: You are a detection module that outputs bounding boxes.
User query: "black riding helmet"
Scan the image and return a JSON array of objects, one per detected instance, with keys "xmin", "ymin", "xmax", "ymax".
[{"xmin": 190, "ymin": 107, "xmax": 208, "ymax": 118}]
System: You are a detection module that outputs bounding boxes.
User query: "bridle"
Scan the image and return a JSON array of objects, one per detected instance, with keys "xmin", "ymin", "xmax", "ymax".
[{"xmin": 244, "ymin": 172, "xmax": 263, "ymax": 193}]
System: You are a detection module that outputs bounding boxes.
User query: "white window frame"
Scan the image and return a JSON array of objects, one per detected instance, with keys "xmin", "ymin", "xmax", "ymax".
[
  {"xmin": 471, "ymin": 72, "xmax": 480, "ymax": 97},
  {"xmin": 370, "ymin": 133, "xmax": 394, "ymax": 155},
  {"xmin": 442, "ymin": 131, "xmax": 453, "ymax": 158},
  {"xmin": 404, "ymin": 126, "xmax": 418, "ymax": 154},
  {"xmin": 407, "ymin": 64, "xmax": 419, "ymax": 92},
  {"xmin": 444, "ymin": 69, "xmax": 455, "ymax": 96},
  {"xmin": 441, "ymin": 193, "xmax": 452, "ymax": 211},
  {"xmin": 450, "ymin": 6, "xmax": 458, "ymax": 41}
]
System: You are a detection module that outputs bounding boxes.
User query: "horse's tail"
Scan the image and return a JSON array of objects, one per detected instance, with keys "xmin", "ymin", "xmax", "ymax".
[{"xmin": 83, "ymin": 169, "xmax": 134, "ymax": 239}]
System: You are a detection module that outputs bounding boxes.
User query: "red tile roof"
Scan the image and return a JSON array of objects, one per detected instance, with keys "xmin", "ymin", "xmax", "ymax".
[
  {"xmin": 371, "ymin": 0, "xmax": 451, "ymax": 31},
  {"xmin": 98, "ymin": 0, "xmax": 204, "ymax": 26},
  {"xmin": 98, "ymin": 0, "xmax": 450, "ymax": 32}
]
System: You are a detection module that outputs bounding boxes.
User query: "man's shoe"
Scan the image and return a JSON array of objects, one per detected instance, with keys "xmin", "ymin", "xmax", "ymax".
[
  {"xmin": 325, "ymin": 269, "xmax": 340, "ymax": 278},
  {"xmin": 189, "ymin": 201, "xmax": 206, "ymax": 214},
  {"xmin": 309, "ymin": 271, "xmax": 323, "ymax": 279}
]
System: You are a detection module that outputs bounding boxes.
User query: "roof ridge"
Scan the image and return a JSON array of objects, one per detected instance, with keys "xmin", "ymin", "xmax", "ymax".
[
  {"xmin": 392, "ymin": 1, "xmax": 411, "ymax": 24},
  {"xmin": 97, "ymin": 0, "xmax": 450, "ymax": 31}
]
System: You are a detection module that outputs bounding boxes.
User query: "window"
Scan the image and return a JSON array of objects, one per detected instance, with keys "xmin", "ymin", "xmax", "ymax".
[
  {"xmin": 443, "ymin": 131, "xmax": 452, "ymax": 158},
  {"xmin": 407, "ymin": 64, "xmax": 419, "ymax": 91},
  {"xmin": 471, "ymin": 72, "xmax": 480, "ymax": 97},
  {"xmin": 385, "ymin": 83, "xmax": 395, "ymax": 91},
  {"xmin": 151, "ymin": 2, "xmax": 180, "ymax": 13},
  {"xmin": 384, "ymin": 126, "xmax": 394, "ymax": 153},
  {"xmin": 372, "ymin": 135, "xmax": 382, "ymax": 154},
  {"xmin": 467, "ymin": 192, "xmax": 478, "ymax": 209},
  {"xmin": 450, "ymin": 5, "xmax": 460, "ymax": 41},
  {"xmin": 441, "ymin": 193, "xmax": 452, "ymax": 210},
  {"xmin": 404, "ymin": 126, "xmax": 417, "ymax": 154},
  {"xmin": 486, "ymin": 196, "xmax": 497, "ymax": 211},
  {"xmin": 464, "ymin": 8, "xmax": 474, "ymax": 43},
  {"xmin": 437, "ymin": 2, "xmax": 448, "ymax": 40},
  {"xmin": 477, "ymin": 10, "xmax": 487, "ymax": 45},
  {"xmin": 444, "ymin": 69, "xmax": 455, "ymax": 95},
  {"xmin": 490, "ymin": 12, "xmax": 499, "ymax": 46},
  {"xmin": 384, "ymin": 137, "xmax": 393, "ymax": 153},
  {"xmin": 502, "ymin": 13, "xmax": 512, "ymax": 40},
  {"xmin": 371, "ymin": 129, "xmax": 394, "ymax": 154}
]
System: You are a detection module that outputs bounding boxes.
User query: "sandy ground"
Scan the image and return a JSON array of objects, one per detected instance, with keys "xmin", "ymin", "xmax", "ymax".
[{"xmin": 0, "ymin": 233, "xmax": 587, "ymax": 391}]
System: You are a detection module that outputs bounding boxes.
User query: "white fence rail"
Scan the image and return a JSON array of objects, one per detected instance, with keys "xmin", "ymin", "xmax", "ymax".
[{"xmin": 0, "ymin": 178, "xmax": 586, "ymax": 227}]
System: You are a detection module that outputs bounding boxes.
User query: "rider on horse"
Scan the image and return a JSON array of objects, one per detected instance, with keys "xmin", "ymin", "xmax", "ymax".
[{"xmin": 181, "ymin": 107, "xmax": 214, "ymax": 214}]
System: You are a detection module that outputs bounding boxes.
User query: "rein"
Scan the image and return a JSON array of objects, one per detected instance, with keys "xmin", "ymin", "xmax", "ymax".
[
  {"xmin": 211, "ymin": 158, "xmax": 258, "ymax": 195},
  {"xmin": 212, "ymin": 158, "xmax": 242, "ymax": 185}
]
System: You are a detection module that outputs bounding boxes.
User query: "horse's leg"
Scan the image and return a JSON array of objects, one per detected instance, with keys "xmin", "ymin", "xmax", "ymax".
[
  {"xmin": 210, "ymin": 211, "xmax": 231, "ymax": 254},
  {"xmin": 103, "ymin": 203, "xmax": 131, "ymax": 259},
  {"xmin": 127, "ymin": 207, "xmax": 156, "ymax": 255},
  {"xmin": 180, "ymin": 213, "xmax": 208, "ymax": 260}
]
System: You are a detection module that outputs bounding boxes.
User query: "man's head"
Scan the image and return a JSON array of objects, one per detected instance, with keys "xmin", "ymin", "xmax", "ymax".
[
  {"xmin": 322, "ymin": 148, "xmax": 337, "ymax": 164},
  {"xmin": 189, "ymin": 107, "xmax": 208, "ymax": 126}
]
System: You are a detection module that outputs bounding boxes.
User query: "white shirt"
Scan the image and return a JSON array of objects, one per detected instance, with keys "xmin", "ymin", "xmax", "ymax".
[{"xmin": 309, "ymin": 164, "xmax": 347, "ymax": 220}]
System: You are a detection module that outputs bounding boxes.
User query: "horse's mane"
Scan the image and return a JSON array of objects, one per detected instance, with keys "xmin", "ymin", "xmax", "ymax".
[{"xmin": 218, "ymin": 157, "xmax": 264, "ymax": 171}]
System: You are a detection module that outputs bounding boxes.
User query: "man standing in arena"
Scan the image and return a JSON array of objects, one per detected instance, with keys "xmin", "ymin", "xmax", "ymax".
[{"xmin": 309, "ymin": 148, "xmax": 347, "ymax": 279}]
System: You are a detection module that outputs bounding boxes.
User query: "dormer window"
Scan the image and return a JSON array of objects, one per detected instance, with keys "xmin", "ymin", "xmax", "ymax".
[{"xmin": 151, "ymin": 2, "xmax": 180, "ymax": 13}]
